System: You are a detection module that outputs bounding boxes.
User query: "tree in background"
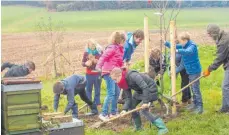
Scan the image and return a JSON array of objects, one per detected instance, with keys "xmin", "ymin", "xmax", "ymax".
[{"xmin": 36, "ymin": 17, "xmax": 70, "ymax": 78}]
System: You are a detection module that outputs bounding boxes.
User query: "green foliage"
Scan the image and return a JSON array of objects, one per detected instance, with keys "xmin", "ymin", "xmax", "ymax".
[
  {"xmin": 41, "ymin": 45, "xmax": 229, "ymax": 135},
  {"xmin": 1, "ymin": 6, "xmax": 229, "ymax": 33}
]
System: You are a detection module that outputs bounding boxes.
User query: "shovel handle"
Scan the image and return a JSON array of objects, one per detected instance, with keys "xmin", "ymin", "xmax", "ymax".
[
  {"xmin": 171, "ymin": 75, "xmax": 204, "ymax": 98},
  {"xmin": 103, "ymin": 106, "xmax": 148, "ymax": 124},
  {"xmin": 78, "ymin": 104, "xmax": 88, "ymax": 112}
]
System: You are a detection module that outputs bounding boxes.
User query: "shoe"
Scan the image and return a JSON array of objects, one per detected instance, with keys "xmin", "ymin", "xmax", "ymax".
[
  {"xmin": 89, "ymin": 104, "xmax": 99, "ymax": 115},
  {"xmin": 72, "ymin": 115, "xmax": 78, "ymax": 119},
  {"xmin": 152, "ymin": 118, "xmax": 169, "ymax": 135},
  {"xmin": 192, "ymin": 106, "xmax": 203, "ymax": 114},
  {"xmin": 133, "ymin": 115, "xmax": 142, "ymax": 131},
  {"xmin": 109, "ymin": 114, "xmax": 119, "ymax": 118},
  {"xmin": 186, "ymin": 103, "xmax": 196, "ymax": 111},
  {"xmin": 216, "ymin": 108, "xmax": 229, "ymax": 113},
  {"xmin": 181, "ymin": 99, "xmax": 192, "ymax": 106},
  {"xmin": 187, "ymin": 99, "xmax": 192, "ymax": 104},
  {"xmin": 98, "ymin": 114, "xmax": 109, "ymax": 121}
]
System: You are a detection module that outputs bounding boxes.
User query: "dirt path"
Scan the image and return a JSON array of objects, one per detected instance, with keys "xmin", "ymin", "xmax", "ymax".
[{"xmin": 1, "ymin": 29, "xmax": 218, "ymax": 77}]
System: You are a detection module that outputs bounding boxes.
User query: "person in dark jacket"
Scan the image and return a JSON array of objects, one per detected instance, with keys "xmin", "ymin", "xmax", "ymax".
[
  {"xmin": 82, "ymin": 39, "xmax": 102, "ymax": 106},
  {"xmin": 165, "ymin": 32, "xmax": 203, "ymax": 114},
  {"xmin": 53, "ymin": 75, "xmax": 98, "ymax": 118},
  {"xmin": 148, "ymin": 48, "xmax": 166, "ymax": 80},
  {"xmin": 110, "ymin": 68, "xmax": 168, "ymax": 135},
  {"xmin": 1, "ymin": 61, "xmax": 35, "ymax": 77},
  {"xmin": 123, "ymin": 30, "xmax": 144, "ymax": 67},
  {"xmin": 204, "ymin": 24, "xmax": 229, "ymax": 113},
  {"xmin": 176, "ymin": 54, "xmax": 192, "ymax": 105}
]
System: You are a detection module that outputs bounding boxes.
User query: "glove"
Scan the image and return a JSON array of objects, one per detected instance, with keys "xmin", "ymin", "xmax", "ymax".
[
  {"xmin": 141, "ymin": 103, "xmax": 151, "ymax": 108},
  {"xmin": 203, "ymin": 69, "xmax": 210, "ymax": 77},
  {"xmin": 120, "ymin": 110, "xmax": 127, "ymax": 115}
]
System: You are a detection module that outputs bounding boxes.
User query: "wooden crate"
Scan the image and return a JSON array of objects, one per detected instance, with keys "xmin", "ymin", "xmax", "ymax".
[
  {"xmin": 51, "ymin": 115, "xmax": 73, "ymax": 123},
  {"xmin": 1, "ymin": 81, "xmax": 42, "ymax": 135},
  {"xmin": 42, "ymin": 112, "xmax": 63, "ymax": 121}
]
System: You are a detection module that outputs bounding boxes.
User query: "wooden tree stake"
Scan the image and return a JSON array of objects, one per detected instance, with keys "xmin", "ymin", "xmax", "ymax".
[
  {"xmin": 144, "ymin": 16, "xmax": 150, "ymax": 73},
  {"xmin": 170, "ymin": 21, "xmax": 177, "ymax": 115}
]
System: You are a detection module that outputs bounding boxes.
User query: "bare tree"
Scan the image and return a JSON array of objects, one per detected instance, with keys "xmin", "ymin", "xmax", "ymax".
[
  {"xmin": 36, "ymin": 17, "xmax": 70, "ymax": 78},
  {"xmin": 150, "ymin": 1, "xmax": 182, "ymax": 92}
]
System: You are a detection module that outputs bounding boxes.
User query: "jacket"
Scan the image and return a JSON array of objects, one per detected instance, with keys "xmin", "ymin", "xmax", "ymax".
[
  {"xmin": 1, "ymin": 62, "xmax": 30, "ymax": 77},
  {"xmin": 53, "ymin": 75, "xmax": 86, "ymax": 114},
  {"xmin": 96, "ymin": 44, "xmax": 124, "ymax": 74},
  {"xmin": 165, "ymin": 41, "xmax": 202, "ymax": 75},
  {"xmin": 122, "ymin": 70, "xmax": 158, "ymax": 111},
  {"xmin": 123, "ymin": 32, "xmax": 138, "ymax": 62},
  {"xmin": 82, "ymin": 51, "xmax": 101, "ymax": 75},
  {"xmin": 209, "ymin": 30, "xmax": 229, "ymax": 71}
]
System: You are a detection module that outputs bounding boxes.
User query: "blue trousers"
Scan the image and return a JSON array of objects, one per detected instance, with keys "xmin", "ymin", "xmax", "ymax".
[
  {"xmin": 102, "ymin": 74, "xmax": 120, "ymax": 116},
  {"xmin": 86, "ymin": 74, "xmax": 101, "ymax": 105},
  {"xmin": 189, "ymin": 73, "xmax": 203, "ymax": 107}
]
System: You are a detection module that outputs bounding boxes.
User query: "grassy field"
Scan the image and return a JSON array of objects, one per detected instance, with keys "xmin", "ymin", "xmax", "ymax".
[
  {"xmin": 41, "ymin": 45, "xmax": 229, "ymax": 135},
  {"xmin": 2, "ymin": 6, "xmax": 229, "ymax": 33}
]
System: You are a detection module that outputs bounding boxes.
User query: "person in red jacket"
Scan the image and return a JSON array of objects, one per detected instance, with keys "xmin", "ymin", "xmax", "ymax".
[
  {"xmin": 96, "ymin": 31, "xmax": 126, "ymax": 121},
  {"xmin": 82, "ymin": 39, "xmax": 103, "ymax": 106}
]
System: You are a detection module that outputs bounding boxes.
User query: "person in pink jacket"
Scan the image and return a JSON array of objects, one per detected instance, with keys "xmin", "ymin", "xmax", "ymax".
[{"xmin": 96, "ymin": 31, "xmax": 126, "ymax": 121}]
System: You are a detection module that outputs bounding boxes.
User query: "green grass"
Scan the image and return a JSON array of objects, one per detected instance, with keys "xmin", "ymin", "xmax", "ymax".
[
  {"xmin": 2, "ymin": 6, "xmax": 229, "ymax": 33},
  {"xmin": 41, "ymin": 45, "xmax": 229, "ymax": 135}
]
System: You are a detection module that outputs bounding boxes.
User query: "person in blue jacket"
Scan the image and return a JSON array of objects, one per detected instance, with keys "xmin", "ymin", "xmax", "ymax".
[
  {"xmin": 123, "ymin": 30, "xmax": 144, "ymax": 67},
  {"xmin": 53, "ymin": 75, "xmax": 98, "ymax": 118},
  {"xmin": 164, "ymin": 32, "xmax": 203, "ymax": 114}
]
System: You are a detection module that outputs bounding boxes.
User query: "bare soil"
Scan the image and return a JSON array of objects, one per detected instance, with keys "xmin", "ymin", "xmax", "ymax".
[{"xmin": 1, "ymin": 29, "xmax": 217, "ymax": 77}]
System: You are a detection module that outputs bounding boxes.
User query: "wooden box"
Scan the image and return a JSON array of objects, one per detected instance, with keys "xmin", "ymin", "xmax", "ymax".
[{"xmin": 1, "ymin": 78, "xmax": 42, "ymax": 135}]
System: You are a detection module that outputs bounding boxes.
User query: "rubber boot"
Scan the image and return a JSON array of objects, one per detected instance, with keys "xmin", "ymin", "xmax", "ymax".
[
  {"xmin": 133, "ymin": 115, "xmax": 142, "ymax": 131},
  {"xmin": 152, "ymin": 118, "xmax": 168, "ymax": 135}
]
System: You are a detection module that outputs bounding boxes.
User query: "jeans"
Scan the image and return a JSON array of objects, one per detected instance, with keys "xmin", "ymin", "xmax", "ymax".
[
  {"xmin": 131, "ymin": 94, "xmax": 158, "ymax": 122},
  {"xmin": 189, "ymin": 73, "xmax": 203, "ymax": 107},
  {"xmin": 102, "ymin": 74, "xmax": 120, "ymax": 116},
  {"xmin": 222, "ymin": 70, "xmax": 229, "ymax": 109},
  {"xmin": 86, "ymin": 74, "xmax": 101, "ymax": 105},
  {"xmin": 180, "ymin": 69, "xmax": 191, "ymax": 102}
]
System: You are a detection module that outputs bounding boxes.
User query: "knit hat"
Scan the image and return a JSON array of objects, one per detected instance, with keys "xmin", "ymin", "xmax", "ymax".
[{"xmin": 207, "ymin": 24, "xmax": 220, "ymax": 37}]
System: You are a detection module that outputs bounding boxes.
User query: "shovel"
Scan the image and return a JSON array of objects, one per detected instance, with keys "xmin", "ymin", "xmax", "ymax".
[
  {"xmin": 162, "ymin": 75, "xmax": 204, "ymax": 103},
  {"xmin": 171, "ymin": 75, "xmax": 204, "ymax": 98},
  {"xmin": 90, "ymin": 105, "xmax": 150, "ymax": 129},
  {"xmin": 78, "ymin": 104, "xmax": 88, "ymax": 112}
]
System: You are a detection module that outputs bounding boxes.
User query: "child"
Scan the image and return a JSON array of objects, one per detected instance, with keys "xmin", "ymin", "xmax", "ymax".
[
  {"xmin": 1, "ymin": 61, "xmax": 35, "ymax": 77},
  {"xmin": 165, "ymin": 32, "xmax": 203, "ymax": 114},
  {"xmin": 96, "ymin": 31, "xmax": 126, "ymax": 121},
  {"xmin": 123, "ymin": 29, "xmax": 144, "ymax": 67},
  {"xmin": 82, "ymin": 39, "xmax": 102, "ymax": 106},
  {"xmin": 110, "ymin": 68, "xmax": 168, "ymax": 135},
  {"xmin": 53, "ymin": 75, "xmax": 98, "ymax": 118},
  {"xmin": 148, "ymin": 49, "xmax": 166, "ymax": 80}
]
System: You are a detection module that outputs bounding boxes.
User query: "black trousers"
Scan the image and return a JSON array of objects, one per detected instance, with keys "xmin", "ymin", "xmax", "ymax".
[
  {"xmin": 180, "ymin": 69, "xmax": 191, "ymax": 102},
  {"xmin": 131, "ymin": 93, "xmax": 158, "ymax": 122}
]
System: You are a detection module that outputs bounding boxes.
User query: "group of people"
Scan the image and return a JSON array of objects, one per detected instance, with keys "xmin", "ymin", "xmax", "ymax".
[{"xmin": 1, "ymin": 24, "xmax": 228, "ymax": 135}]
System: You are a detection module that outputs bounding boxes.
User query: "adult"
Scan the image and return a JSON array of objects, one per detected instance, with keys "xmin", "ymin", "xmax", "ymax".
[{"xmin": 204, "ymin": 24, "xmax": 229, "ymax": 113}]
